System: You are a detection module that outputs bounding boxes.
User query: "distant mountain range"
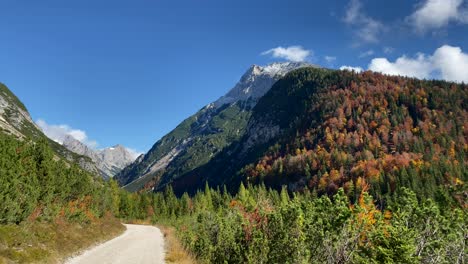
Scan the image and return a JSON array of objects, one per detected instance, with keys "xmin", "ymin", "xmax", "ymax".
[
  {"xmin": 62, "ymin": 135, "xmax": 136, "ymax": 179},
  {"xmin": 115, "ymin": 62, "xmax": 316, "ymax": 191}
]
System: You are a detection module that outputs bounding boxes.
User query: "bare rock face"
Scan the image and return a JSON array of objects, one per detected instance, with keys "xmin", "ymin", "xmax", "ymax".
[
  {"xmin": 98, "ymin": 145, "xmax": 136, "ymax": 177},
  {"xmin": 62, "ymin": 136, "xmax": 136, "ymax": 179},
  {"xmin": 63, "ymin": 135, "xmax": 99, "ymax": 160},
  {"xmin": 0, "ymin": 83, "xmax": 41, "ymax": 138},
  {"xmin": 213, "ymin": 62, "xmax": 312, "ymax": 108}
]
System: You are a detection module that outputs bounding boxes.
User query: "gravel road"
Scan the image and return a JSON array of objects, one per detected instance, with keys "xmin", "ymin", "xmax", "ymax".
[{"xmin": 65, "ymin": 224, "xmax": 165, "ymax": 264}]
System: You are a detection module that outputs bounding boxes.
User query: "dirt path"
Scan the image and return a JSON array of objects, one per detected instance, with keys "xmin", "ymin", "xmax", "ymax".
[{"xmin": 65, "ymin": 224, "xmax": 165, "ymax": 264}]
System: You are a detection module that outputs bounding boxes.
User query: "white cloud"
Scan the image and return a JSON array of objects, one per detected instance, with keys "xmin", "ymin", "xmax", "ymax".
[
  {"xmin": 36, "ymin": 119, "xmax": 98, "ymax": 148},
  {"xmin": 368, "ymin": 45, "xmax": 468, "ymax": 83},
  {"xmin": 432, "ymin": 45, "xmax": 468, "ymax": 82},
  {"xmin": 340, "ymin": 66, "xmax": 364, "ymax": 72},
  {"xmin": 408, "ymin": 0, "xmax": 468, "ymax": 32},
  {"xmin": 261, "ymin": 46, "xmax": 311, "ymax": 62},
  {"xmin": 325, "ymin": 56, "xmax": 337, "ymax": 63},
  {"xmin": 344, "ymin": 0, "xmax": 384, "ymax": 44},
  {"xmin": 368, "ymin": 54, "xmax": 433, "ymax": 79},
  {"xmin": 359, "ymin": 50, "xmax": 375, "ymax": 58}
]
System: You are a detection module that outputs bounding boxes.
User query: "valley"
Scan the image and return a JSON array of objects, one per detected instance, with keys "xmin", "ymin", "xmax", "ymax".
[
  {"xmin": 0, "ymin": 64, "xmax": 466, "ymax": 264},
  {"xmin": 1, "ymin": 0, "xmax": 467, "ymax": 261}
]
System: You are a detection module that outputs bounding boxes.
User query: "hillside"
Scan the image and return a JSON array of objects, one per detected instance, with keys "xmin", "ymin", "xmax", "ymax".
[
  {"xmin": 116, "ymin": 62, "xmax": 314, "ymax": 191},
  {"xmin": 0, "ymin": 131, "xmax": 125, "ymax": 263},
  {"xmin": 0, "ymin": 82, "xmax": 99, "ymax": 174},
  {"xmin": 0, "ymin": 85, "xmax": 142, "ymax": 263},
  {"xmin": 163, "ymin": 68, "xmax": 466, "ymax": 202}
]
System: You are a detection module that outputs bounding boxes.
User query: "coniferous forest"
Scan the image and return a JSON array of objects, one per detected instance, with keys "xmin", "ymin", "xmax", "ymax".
[
  {"xmin": 0, "ymin": 68, "xmax": 467, "ymax": 263},
  {"xmin": 0, "ymin": 134, "xmax": 121, "ymax": 225},
  {"xmin": 131, "ymin": 68, "xmax": 466, "ymax": 264}
]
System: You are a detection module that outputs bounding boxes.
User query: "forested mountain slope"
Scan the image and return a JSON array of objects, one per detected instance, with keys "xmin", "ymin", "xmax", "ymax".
[
  {"xmin": 116, "ymin": 62, "xmax": 314, "ymax": 191},
  {"xmin": 167, "ymin": 68, "xmax": 466, "ymax": 203},
  {"xmin": 0, "ymin": 130, "xmax": 127, "ymax": 263}
]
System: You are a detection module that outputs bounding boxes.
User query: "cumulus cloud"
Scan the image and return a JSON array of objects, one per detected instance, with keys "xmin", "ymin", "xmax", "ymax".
[
  {"xmin": 368, "ymin": 45, "xmax": 468, "ymax": 83},
  {"xmin": 261, "ymin": 46, "xmax": 311, "ymax": 62},
  {"xmin": 344, "ymin": 0, "xmax": 384, "ymax": 44},
  {"xmin": 368, "ymin": 54, "xmax": 433, "ymax": 79},
  {"xmin": 340, "ymin": 66, "xmax": 364, "ymax": 73},
  {"xmin": 36, "ymin": 119, "xmax": 98, "ymax": 148},
  {"xmin": 408, "ymin": 0, "xmax": 468, "ymax": 32},
  {"xmin": 432, "ymin": 45, "xmax": 468, "ymax": 82}
]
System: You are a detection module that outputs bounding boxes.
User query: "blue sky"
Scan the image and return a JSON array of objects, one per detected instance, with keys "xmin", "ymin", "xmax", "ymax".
[{"xmin": 1, "ymin": 0, "xmax": 467, "ymax": 154}]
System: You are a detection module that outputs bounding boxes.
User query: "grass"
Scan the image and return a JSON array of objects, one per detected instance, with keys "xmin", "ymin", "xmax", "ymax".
[
  {"xmin": 0, "ymin": 214, "xmax": 125, "ymax": 263},
  {"xmin": 157, "ymin": 225, "xmax": 196, "ymax": 264}
]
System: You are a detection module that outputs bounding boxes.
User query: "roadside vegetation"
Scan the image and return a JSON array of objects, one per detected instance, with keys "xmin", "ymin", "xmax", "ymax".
[
  {"xmin": 0, "ymin": 134, "xmax": 124, "ymax": 263},
  {"xmin": 157, "ymin": 225, "xmax": 196, "ymax": 264},
  {"xmin": 0, "ymin": 132, "xmax": 195, "ymax": 264},
  {"xmin": 118, "ymin": 183, "xmax": 466, "ymax": 264},
  {"xmin": 0, "ymin": 214, "xmax": 123, "ymax": 263}
]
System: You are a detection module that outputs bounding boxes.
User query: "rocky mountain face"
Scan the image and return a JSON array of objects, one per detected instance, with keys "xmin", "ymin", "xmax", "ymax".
[
  {"xmin": 62, "ymin": 135, "xmax": 136, "ymax": 179},
  {"xmin": 0, "ymin": 83, "xmax": 42, "ymax": 139},
  {"xmin": 213, "ymin": 62, "xmax": 312, "ymax": 108},
  {"xmin": 116, "ymin": 62, "xmax": 315, "ymax": 191},
  {"xmin": 0, "ymin": 83, "xmax": 100, "ymax": 175}
]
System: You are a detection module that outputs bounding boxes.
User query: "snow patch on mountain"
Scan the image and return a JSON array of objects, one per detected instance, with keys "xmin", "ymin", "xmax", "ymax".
[{"xmin": 213, "ymin": 62, "xmax": 314, "ymax": 108}]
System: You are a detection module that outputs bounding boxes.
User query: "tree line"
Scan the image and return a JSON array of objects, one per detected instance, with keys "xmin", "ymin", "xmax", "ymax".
[{"xmin": 116, "ymin": 182, "xmax": 466, "ymax": 264}]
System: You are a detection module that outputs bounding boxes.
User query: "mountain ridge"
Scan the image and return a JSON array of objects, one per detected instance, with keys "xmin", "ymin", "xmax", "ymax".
[
  {"xmin": 62, "ymin": 136, "xmax": 136, "ymax": 178},
  {"xmin": 116, "ymin": 62, "xmax": 316, "ymax": 190},
  {"xmin": 166, "ymin": 67, "xmax": 467, "ymax": 199}
]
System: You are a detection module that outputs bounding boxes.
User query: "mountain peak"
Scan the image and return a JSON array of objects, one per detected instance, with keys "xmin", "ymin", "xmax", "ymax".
[
  {"xmin": 61, "ymin": 135, "xmax": 136, "ymax": 178},
  {"xmin": 109, "ymin": 144, "xmax": 125, "ymax": 150},
  {"xmin": 262, "ymin": 61, "xmax": 313, "ymax": 75},
  {"xmin": 246, "ymin": 62, "xmax": 312, "ymax": 76},
  {"xmin": 213, "ymin": 62, "xmax": 315, "ymax": 108},
  {"xmin": 116, "ymin": 62, "xmax": 318, "ymax": 189}
]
